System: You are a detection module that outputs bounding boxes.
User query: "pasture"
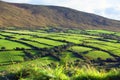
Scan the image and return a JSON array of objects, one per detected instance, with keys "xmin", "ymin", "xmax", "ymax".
[{"xmin": 0, "ymin": 29, "xmax": 120, "ymax": 80}]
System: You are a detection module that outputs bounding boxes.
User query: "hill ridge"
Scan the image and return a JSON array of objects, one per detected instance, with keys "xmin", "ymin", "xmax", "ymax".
[{"xmin": 0, "ymin": 1, "xmax": 120, "ymax": 31}]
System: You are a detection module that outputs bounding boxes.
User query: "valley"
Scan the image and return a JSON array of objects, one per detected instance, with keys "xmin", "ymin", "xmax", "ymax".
[{"xmin": 0, "ymin": 28, "xmax": 120, "ymax": 80}]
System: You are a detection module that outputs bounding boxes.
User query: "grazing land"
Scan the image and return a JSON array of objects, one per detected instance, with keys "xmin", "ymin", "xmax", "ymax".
[{"xmin": 0, "ymin": 28, "xmax": 120, "ymax": 80}]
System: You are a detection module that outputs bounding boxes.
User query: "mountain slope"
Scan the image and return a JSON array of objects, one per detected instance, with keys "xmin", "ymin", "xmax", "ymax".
[{"xmin": 0, "ymin": 1, "xmax": 120, "ymax": 31}]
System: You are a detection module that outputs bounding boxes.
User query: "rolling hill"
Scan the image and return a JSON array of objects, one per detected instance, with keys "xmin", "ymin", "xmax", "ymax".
[
  {"xmin": 0, "ymin": 1, "xmax": 120, "ymax": 79},
  {"xmin": 0, "ymin": 1, "xmax": 120, "ymax": 31}
]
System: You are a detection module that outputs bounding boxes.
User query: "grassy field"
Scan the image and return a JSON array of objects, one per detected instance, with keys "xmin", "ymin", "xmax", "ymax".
[
  {"xmin": 86, "ymin": 50, "xmax": 113, "ymax": 60},
  {"xmin": 0, "ymin": 51, "xmax": 24, "ymax": 65},
  {"xmin": 69, "ymin": 46, "xmax": 92, "ymax": 53},
  {"xmin": 0, "ymin": 29, "xmax": 120, "ymax": 80},
  {"xmin": 30, "ymin": 38, "xmax": 66, "ymax": 46},
  {"xmin": 0, "ymin": 39, "xmax": 30, "ymax": 49}
]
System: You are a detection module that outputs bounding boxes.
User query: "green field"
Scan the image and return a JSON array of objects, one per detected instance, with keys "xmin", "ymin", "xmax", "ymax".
[
  {"xmin": 0, "ymin": 29, "xmax": 120, "ymax": 80},
  {"xmin": 0, "ymin": 39, "xmax": 30, "ymax": 49},
  {"xmin": 86, "ymin": 50, "xmax": 113, "ymax": 60},
  {"xmin": 69, "ymin": 46, "xmax": 92, "ymax": 53},
  {"xmin": 0, "ymin": 51, "xmax": 24, "ymax": 65}
]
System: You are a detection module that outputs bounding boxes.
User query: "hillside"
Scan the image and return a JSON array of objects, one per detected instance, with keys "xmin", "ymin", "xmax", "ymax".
[
  {"xmin": 0, "ymin": 1, "xmax": 120, "ymax": 31},
  {"xmin": 0, "ymin": 29, "xmax": 120, "ymax": 80}
]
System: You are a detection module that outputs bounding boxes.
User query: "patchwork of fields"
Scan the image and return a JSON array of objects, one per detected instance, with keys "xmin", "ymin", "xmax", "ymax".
[{"xmin": 0, "ymin": 29, "xmax": 120, "ymax": 71}]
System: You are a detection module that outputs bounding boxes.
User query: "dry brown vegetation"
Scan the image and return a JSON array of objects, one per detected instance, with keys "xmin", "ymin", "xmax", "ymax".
[{"xmin": 0, "ymin": 1, "xmax": 120, "ymax": 31}]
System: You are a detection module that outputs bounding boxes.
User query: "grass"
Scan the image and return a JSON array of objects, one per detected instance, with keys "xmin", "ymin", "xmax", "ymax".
[
  {"xmin": 0, "ymin": 29, "xmax": 120, "ymax": 80},
  {"xmin": 31, "ymin": 38, "xmax": 66, "ymax": 46},
  {"xmin": 61, "ymin": 51, "xmax": 81, "ymax": 64},
  {"xmin": 19, "ymin": 40, "xmax": 52, "ymax": 48},
  {"xmin": 0, "ymin": 51, "xmax": 24, "ymax": 65},
  {"xmin": 3, "ymin": 30, "xmax": 37, "ymax": 34},
  {"xmin": 111, "ymin": 49, "xmax": 120, "ymax": 56},
  {"xmin": 14, "ymin": 35, "xmax": 32, "ymax": 39},
  {"xmin": 0, "ymin": 56, "xmax": 56, "ymax": 71},
  {"xmin": 85, "ymin": 42, "xmax": 120, "ymax": 56},
  {"xmin": 69, "ymin": 46, "xmax": 92, "ymax": 53},
  {"xmin": 0, "ymin": 35, "xmax": 5, "ymax": 39},
  {"xmin": 86, "ymin": 30, "xmax": 115, "ymax": 34},
  {"xmin": 85, "ymin": 50, "xmax": 113, "ymax": 60},
  {"xmin": 72, "ymin": 65, "xmax": 120, "ymax": 80},
  {"xmin": 0, "ymin": 32, "xmax": 15, "ymax": 36},
  {"xmin": 51, "ymin": 36, "xmax": 82, "ymax": 44},
  {"xmin": 86, "ymin": 43, "xmax": 117, "ymax": 51},
  {"xmin": 85, "ymin": 39, "xmax": 120, "ymax": 48},
  {"xmin": 0, "ymin": 63, "xmax": 120, "ymax": 80},
  {"xmin": 0, "ymin": 39, "xmax": 30, "ymax": 49}
]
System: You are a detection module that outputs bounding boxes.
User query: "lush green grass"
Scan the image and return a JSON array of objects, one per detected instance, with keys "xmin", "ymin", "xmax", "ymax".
[
  {"xmin": 1, "ymin": 63, "xmax": 120, "ymax": 80},
  {"xmin": 19, "ymin": 40, "xmax": 52, "ymax": 48},
  {"xmin": 51, "ymin": 36, "xmax": 82, "ymax": 44},
  {"xmin": 86, "ymin": 30, "xmax": 115, "ymax": 34},
  {"xmin": 61, "ymin": 51, "xmax": 81, "ymax": 63},
  {"xmin": 86, "ymin": 43, "xmax": 120, "ymax": 56},
  {"xmin": 0, "ymin": 51, "xmax": 24, "ymax": 65},
  {"xmin": 0, "ymin": 35, "xmax": 5, "ymax": 39},
  {"xmin": 85, "ymin": 39, "xmax": 120, "ymax": 48},
  {"xmin": 111, "ymin": 49, "xmax": 120, "ymax": 56},
  {"xmin": 69, "ymin": 46, "xmax": 113, "ymax": 60},
  {"xmin": 0, "ymin": 29, "xmax": 120, "ymax": 80},
  {"xmin": 14, "ymin": 35, "xmax": 32, "ymax": 39},
  {"xmin": 86, "ymin": 43, "xmax": 115, "ymax": 50},
  {"xmin": 69, "ymin": 46, "xmax": 92, "ymax": 53},
  {"xmin": 0, "ymin": 39, "xmax": 30, "ymax": 49},
  {"xmin": 0, "ymin": 56, "xmax": 57, "ymax": 71},
  {"xmin": 0, "ymin": 32, "xmax": 15, "ymax": 36},
  {"xmin": 86, "ymin": 50, "xmax": 113, "ymax": 60},
  {"xmin": 30, "ymin": 38, "xmax": 66, "ymax": 46}
]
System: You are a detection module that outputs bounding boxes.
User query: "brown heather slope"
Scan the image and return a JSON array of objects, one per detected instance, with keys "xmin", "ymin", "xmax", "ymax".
[{"xmin": 0, "ymin": 1, "xmax": 120, "ymax": 31}]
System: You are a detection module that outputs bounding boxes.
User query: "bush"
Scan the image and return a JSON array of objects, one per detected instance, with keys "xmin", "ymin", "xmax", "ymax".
[{"xmin": 1, "ymin": 47, "xmax": 6, "ymax": 50}]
